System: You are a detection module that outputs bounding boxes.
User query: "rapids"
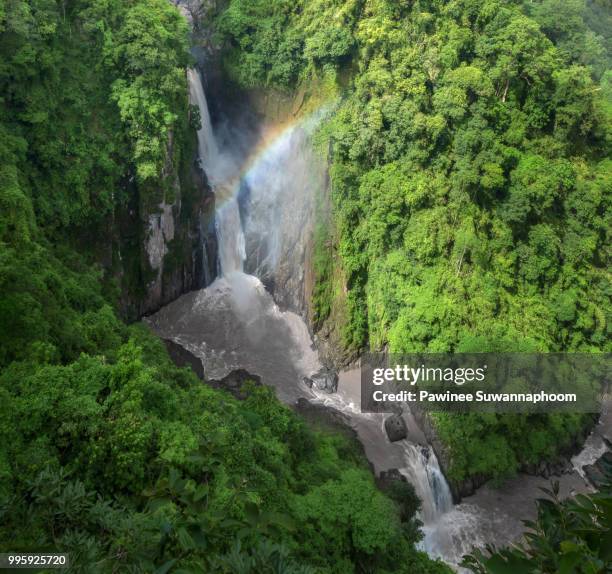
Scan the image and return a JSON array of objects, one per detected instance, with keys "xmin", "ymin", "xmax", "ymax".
[{"xmin": 146, "ymin": 68, "xmax": 604, "ymax": 571}]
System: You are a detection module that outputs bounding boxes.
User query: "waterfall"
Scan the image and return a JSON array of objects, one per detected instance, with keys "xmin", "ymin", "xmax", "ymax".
[
  {"xmin": 148, "ymin": 67, "xmax": 322, "ymax": 404},
  {"xmin": 311, "ymin": 371, "xmax": 454, "ymax": 529},
  {"xmin": 187, "ymin": 68, "xmax": 219, "ymax": 180},
  {"xmin": 151, "ymin": 68, "xmax": 602, "ymax": 573},
  {"xmin": 188, "ymin": 68, "xmax": 246, "ymax": 276},
  {"xmin": 241, "ymin": 124, "xmax": 323, "ymax": 300},
  {"xmin": 173, "ymin": 68, "xmax": 456, "ymax": 563},
  {"xmin": 400, "ymin": 444, "xmax": 453, "ymax": 523},
  {"xmin": 215, "ymin": 200, "xmax": 246, "ymax": 275}
]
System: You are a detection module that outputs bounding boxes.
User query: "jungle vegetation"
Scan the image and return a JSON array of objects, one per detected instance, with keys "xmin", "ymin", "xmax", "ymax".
[
  {"xmin": 0, "ymin": 0, "xmax": 452, "ymax": 571},
  {"xmin": 214, "ymin": 0, "xmax": 611, "ymax": 483}
]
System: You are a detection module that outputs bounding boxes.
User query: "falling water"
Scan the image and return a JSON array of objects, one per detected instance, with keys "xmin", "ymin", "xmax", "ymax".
[
  {"xmin": 187, "ymin": 68, "xmax": 220, "ymax": 178},
  {"xmin": 310, "ymin": 369, "xmax": 456, "ymax": 556},
  {"xmin": 240, "ymin": 122, "xmax": 324, "ymax": 308},
  {"xmin": 400, "ymin": 444, "xmax": 453, "ymax": 523},
  {"xmin": 166, "ymin": 66, "xmax": 457, "ymax": 557},
  {"xmin": 154, "ymin": 69, "xmax": 323, "ymax": 399},
  {"xmin": 188, "ymin": 68, "xmax": 246, "ymax": 276},
  {"xmin": 170, "ymin": 68, "xmax": 483, "ymax": 569},
  {"xmin": 149, "ymin": 69, "xmax": 600, "ymax": 572}
]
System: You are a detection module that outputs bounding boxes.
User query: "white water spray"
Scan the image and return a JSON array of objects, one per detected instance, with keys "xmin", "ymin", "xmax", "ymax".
[
  {"xmin": 188, "ymin": 68, "xmax": 246, "ymax": 276},
  {"xmin": 169, "ymin": 69, "xmax": 323, "ymax": 395},
  {"xmin": 310, "ymin": 370, "xmax": 455, "ymax": 551},
  {"xmin": 400, "ymin": 443, "xmax": 453, "ymax": 523},
  {"xmin": 151, "ymin": 69, "xmax": 601, "ymax": 573},
  {"xmin": 188, "ymin": 68, "xmax": 220, "ymax": 179}
]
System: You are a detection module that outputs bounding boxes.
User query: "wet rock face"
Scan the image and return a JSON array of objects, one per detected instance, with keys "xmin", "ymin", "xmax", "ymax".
[
  {"xmin": 115, "ymin": 131, "xmax": 218, "ymax": 321},
  {"xmin": 162, "ymin": 337, "xmax": 263, "ymax": 400},
  {"xmin": 139, "ymin": 157, "xmax": 217, "ymax": 317},
  {"xmin": 239, "ymin": 125, "xmax": 326, "ymax": 319},
  {"xmin": 294, "ymin": 398, "xmax": 372, "ymax": 474},
  {"xmin": 295, "ymin": 397, "xmax": 351, "ymax": 427},
  {"xmin": 163, "ymin": 338, "xmax": 204, "ymax": 380},
  {"xmin": 385, "ymin": 414, "xmax": 408, "ymax": 442},
  {"xmin": 302, "ymin": 368, "xmax": 339, "ymax": 394},
  {"xmin": 524, "ymin": 459, "xmax": 574, "ymax": 479},
  {"xmin": 377, "ymin": 468, "xmax": 407, "ymax": 485}
]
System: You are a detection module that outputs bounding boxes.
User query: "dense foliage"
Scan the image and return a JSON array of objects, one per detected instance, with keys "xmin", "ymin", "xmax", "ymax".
[
  {"xmin": 0, "ymin": 0, "xmax": 193, "ymax": 369},
  {"xmin": 215, "ymin": 0, "xmax": 611, "ymax": 482},
  {"xmin": 0, "ymin": 1, "xmax": 453, "ymax": 571},
  {"xmin": 1, "ymin": 327, "xmax": 449, "ymax": 573}
]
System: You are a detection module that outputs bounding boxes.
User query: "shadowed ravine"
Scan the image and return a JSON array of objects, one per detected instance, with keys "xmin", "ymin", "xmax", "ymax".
[{"xmin": 146, "ymin": 69, "xmax": 603, "ymax": 571}]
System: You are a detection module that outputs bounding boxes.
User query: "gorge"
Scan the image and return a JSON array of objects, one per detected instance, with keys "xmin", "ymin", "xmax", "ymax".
[
  {"xmin": 0, "ymin": 0, "xmax": 609, "ymax": 571},
  {"xmin": 146, "ymin": 64, "xmax": 607, "ymax": 570}
]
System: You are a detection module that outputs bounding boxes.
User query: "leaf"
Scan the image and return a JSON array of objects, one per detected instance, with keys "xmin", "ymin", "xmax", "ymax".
[
  {"xmin": 154, "ymin": 559, "xmax": 177, "ymax": 574},
  {"xmin": 176, "ymin": 526, "xmax": 195, "ymax": 550}
]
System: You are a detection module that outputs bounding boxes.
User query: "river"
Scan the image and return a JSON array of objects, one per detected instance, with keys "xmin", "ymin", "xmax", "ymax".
[{"xmin": 146, "ymin": 68, "xmax": 607, "ymax": 571}]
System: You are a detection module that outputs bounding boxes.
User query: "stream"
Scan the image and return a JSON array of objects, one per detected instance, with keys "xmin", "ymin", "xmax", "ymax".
[{"xmin": 146, "ymin": 69, "xmax": 607, "ymax": 571}]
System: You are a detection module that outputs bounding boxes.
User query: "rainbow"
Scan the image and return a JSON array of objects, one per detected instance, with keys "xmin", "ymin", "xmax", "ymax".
[{"xmin": 210, "ymin": 106, "xmax": 330, "ymax": 209}]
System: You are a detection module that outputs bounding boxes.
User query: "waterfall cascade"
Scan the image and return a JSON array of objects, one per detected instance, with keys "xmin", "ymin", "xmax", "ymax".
[
  {"xmin": 186, "ymin": 65, "xmax": 457, "ymax": 547},
  {"xmin": 150, "ymin": 69, "xmax": 597, "ymax": 572},
  {"xmin": 188, "ymin": 68, "xmax": 246, "ymax": 276},
  {"xmin": 158, "ymin": 69, "xmax": 323, "ymax": 400},
  {"xmin": 188, "ymin": 68, "xmax": 219, "ymax": 178},
  {"xmin": 400, "ymin": 444, "xmax": 453, "ymax": 523}
]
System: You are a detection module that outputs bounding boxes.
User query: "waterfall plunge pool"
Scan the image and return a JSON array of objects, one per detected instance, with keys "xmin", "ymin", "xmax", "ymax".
[{"xmin": 146, "ymin": 68, "xmax": 602, "ymax": 572}]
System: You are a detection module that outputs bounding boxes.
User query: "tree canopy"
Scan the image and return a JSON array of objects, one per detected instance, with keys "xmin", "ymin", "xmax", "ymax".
[
  {"xmin": 214, "ymin": 0, "xmax": 611, "ymax": 482},
  {"xmin": 0, "ymin": 1, "xmax": 453, "ymax": 571}
]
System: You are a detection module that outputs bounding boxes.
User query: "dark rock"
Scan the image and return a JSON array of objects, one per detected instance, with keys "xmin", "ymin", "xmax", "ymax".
[
  {"xmin": 584, "ymin": 450, "xmax": 612, "ymax": 488},
  {"xmin": 163, "ymin": 339, "xmax": 204, "ymax": 380},
  {"xmin": 385, "ymin": 414, "xmax": 408, "ymax": 442},
  {"xmin": 452, "ymin": 473, "xmax": 488, "ymax": 500},
  {"xmin": 549, "ymin": 459, "xmax": 570, "ymax": 477},
  {"xmin": 464, "ymin": 477, "xmax": 474, "ymax": 495},
  {"xmin": 538, "ymin": 461, "xmax": 550, "ymax": 479},
  {"xmin": 294, "ymin": 397, "xmax": 351, "ymax": 426},
  {"xmin": 118, "ymin": 140, "xmax": 217, "ymax": 321},
  {"xmin": 376, "ymin": 468, "xmax": 408, "ymax": 490},
  {"xmin": 161, "ymin": 339, "xmax": 260, "ymax": 400},
  {"xmin": 584, "ymin": 463, "xmax": 605, "ymax": 488},
  {"xmin": 294, "ymin": 398, "xmax": 375, "ymax": 477},
  {"xmin": 208, "ymin": 369, "xmax": 262, "ymax": 400},
  {"xmin": 379, "ymin": 468, "xmax": 407, "ymax": 482},
  {"xmin": 308, "ymin": 368, "xmax": 339, "ymax": 393}
]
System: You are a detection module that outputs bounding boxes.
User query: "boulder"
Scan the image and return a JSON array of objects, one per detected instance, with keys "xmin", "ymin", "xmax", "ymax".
[
  {"xmin": 584, "ymin": 463, "xmax": 605, "ymax": 488},
  {"xmin": 385, "ymin": 414, "xmax": 407, "ymax": 442},
  {"xmin": 306, "ymin": 368, "xmax": 339, "ymax": 394},
  {"xmin": 584, "ymin": 450, "xmax": 612, "ymax": 488},
  {"xmin": 208, "ymin": 369, "xmax": 262, "ymax": 400},
  {"xmin": 376, "ymin": 468, "xmax": 408, "ymax": 490},
  {"xmin": 163, "ymin": 339, "xmax": 204, "ymax": 380},
  {"xmin": 294, "ymin": 397, "xmax": 351, "ymax": 426},
  {"xmin": 378, "ymin": 468, "xmax": 407, "ymax": 483}
]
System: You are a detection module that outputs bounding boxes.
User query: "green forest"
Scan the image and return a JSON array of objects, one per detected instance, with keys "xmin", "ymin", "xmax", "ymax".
[
  {"xmin": 0, "ymin": 0, "xmax": 446, "ymax": 571},
  {"xmin": 0, "ymin": 0, "xmax": 610, "ymax": 572},
  {"xmin": 215, "ymin": 0, "xmax": 611, "ymax": 484}
]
